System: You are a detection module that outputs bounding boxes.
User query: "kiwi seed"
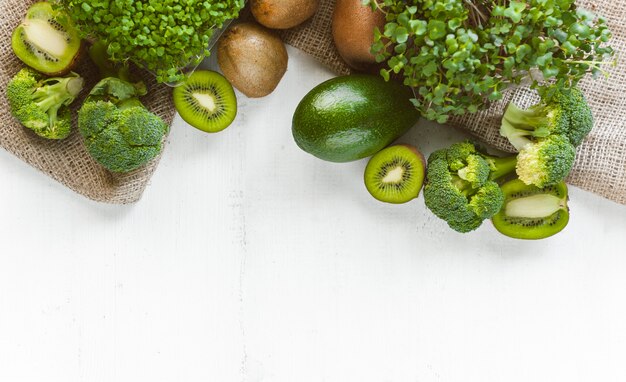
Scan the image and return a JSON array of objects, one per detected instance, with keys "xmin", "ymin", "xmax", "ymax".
[
  {"xmin": 173, "ymin": 70, "xmax": 237, "ymax": 133},
  {"xmin": 491, "ymin": 178, "xmax": 570, "ymax": 240},
  {"xmin": 364, "ymin": 144, "xmax": 426, "ymax": 204}
]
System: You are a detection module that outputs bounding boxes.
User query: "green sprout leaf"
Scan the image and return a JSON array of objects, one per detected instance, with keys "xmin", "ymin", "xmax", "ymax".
[
  {"xmin": 366, "ymin": 0, "xmax": 614, "ymax": 122},
  {"xmin": 57, "ymin": 0, "xmax": 244, "ymax": 84}
]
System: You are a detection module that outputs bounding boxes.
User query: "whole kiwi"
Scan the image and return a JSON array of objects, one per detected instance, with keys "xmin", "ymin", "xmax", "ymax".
[
  {"xmin": 251, "ymin": 0, "xmax": 320, "ymax": 29},
  {"xmin": 332, "ymin": 0, "xmax": 385, "ymax": 72},
  {"xmin": 217, "ymin": 22, "xmax": 288, "ymax": 98}
]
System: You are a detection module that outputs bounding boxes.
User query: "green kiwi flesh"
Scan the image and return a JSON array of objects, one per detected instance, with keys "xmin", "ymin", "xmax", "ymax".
[
  {"xmin": 364, "ymin": 144, "xmax": 426, "ymax": 204},
  {"xmin": 12, "ymin": 2, "xmax": 81, "ymax": 75},
  {"xmin": 173, "ymin": 70, "xmax": 237, "ymax": 133},
  {"xmin": 492, "ymin": 179, "xmax": 569, "ymax": 240}
]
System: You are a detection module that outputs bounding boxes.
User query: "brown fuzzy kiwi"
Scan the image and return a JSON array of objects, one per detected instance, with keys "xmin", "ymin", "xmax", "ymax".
[
  {"xmin": 332, "ymin": 0, "xmax": 386, "ymax": 72},
  {"xmin": 217, "ymin": 22, "xmax": 288, "ymax": 98},
  {"xmin": 251, "ymin": 0, "xmax": 320, "ymax": 29}
]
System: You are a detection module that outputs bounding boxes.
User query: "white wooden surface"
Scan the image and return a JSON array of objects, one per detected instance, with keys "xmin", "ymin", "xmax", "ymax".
[{"xmin": 1, "ymin": 47, "xmax": 626, "ymax": 382}]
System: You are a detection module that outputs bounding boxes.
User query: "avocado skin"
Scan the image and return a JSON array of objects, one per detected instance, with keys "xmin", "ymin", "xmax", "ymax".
[{"xmin": 292, "ymin": 75, "xmax": 420, "ymax": 162}]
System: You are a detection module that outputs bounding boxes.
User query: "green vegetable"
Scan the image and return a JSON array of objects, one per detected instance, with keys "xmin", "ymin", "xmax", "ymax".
[
  {"xmin": 88, "ymin": 40, "xmax": 132, "ymax": 82},
  {"xmin": 501, "ymin": 87, "xmax": 593, "ymax": 150},
  {"xmin": 423, "ymin": 141, "xmax": 517, "ymax": 233},
  {"xmin": 545, "ymin": 87, "xmax": 594, "ymax": 147},
  {"xmin": 78, "ymin": 77, "xmax": 169, "ymax": 173},
  {"xmin": 515, "ymin": 134, "xmax": 575, "ymax": 188},
  {"xmin": 6, "ymin": 67, "xmax": 83, "ymax": 139},
  {"xmin": 500, "ymin": 86, "xmax": 590, "ymax": 187},
  {"xmin": 78, "ymin": 46, "xmax": 168, "ymax": 172},
  {"xmin": 58, "ymin": 0, "xmax": 245, "ymax": 84},
  {"xmin": 368, "ymin": 0, "xmax": 614, "ymax": 122},
  {"xmin": 292, "ymin": 75, "xmax": 420, "ymax": 162}
]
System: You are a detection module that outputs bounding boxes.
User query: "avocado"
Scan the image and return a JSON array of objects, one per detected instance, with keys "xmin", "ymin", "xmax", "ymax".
[{"xmin": 292, "ymin": 75, "xmax": 420, "ymax": 162}]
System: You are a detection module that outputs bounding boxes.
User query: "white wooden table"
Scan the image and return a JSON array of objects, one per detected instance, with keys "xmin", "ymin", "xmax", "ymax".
[{"xmin": 1, "ymin": 47, "xmax": 625, "ymax": 382}]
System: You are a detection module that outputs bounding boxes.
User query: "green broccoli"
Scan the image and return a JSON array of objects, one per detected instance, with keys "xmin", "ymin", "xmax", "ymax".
[
  {"xmin": 6, "ymin": 67, "xmax": 84, "ymax": 139},
  {"xmin": 501, "ymin": 86, "xmax": 593, "ymax": 150},
  {"xmin": 550, "ymin": 87, "xmax": 594, "ymax": 147},
  {"xmin": 516, "ymin": 134, "xmax": 576, "ymax": 188},
  {"xmin": 78, "ymin": 77, "xmax": 168, "ymax": 173},
  {"xmin": 77, "ymin": 42, "xmax": 168, "ymax": 173},
  {"xmin": 499, "ymin": 86, "xmax": 592, "ymax": 188},
  {"xmin": 423, "ymin": 141, "xmax": 517, "ymax": 233}
]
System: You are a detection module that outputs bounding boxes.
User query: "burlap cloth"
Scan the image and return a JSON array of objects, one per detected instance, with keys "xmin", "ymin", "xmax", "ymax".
[
  {"xmin": 2, "ymin": 0, "xmax": 625, "ymax": 205},
  {"xmin": 280, "ymin": 0, "xmax": 626, "ymax": 205},
  {"xmin": 0, "ymin": 0, "xmax": 176, "ymax": 204}
]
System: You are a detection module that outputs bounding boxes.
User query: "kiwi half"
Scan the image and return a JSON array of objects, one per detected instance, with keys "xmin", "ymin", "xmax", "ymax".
[
  {"xmin": 12, "ymin": 2, "xmax": 82, "ymax": 75},
  {"xmin": 173, "ymin": 70, "xmax": 237, "ymax": 133},
  {"xmin": 492, "ymin": 179, "xmax": 569, "ymax": 240},
  {"xmin": 364, "ymin": 144, "xmax": 426, "ymax": 204}
]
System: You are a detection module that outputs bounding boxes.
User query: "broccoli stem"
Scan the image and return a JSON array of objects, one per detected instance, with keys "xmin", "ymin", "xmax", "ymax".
[
  {"xmin": 485, "ymin": 155, "xmax": 517, "ymax": 181},
  {"xmin": 503, "ymin": 103, "xmax": 545, "ymax": 129},
  {"xmin": 89, "ymin": 41, "xmax": 131, "ymax": 81},
  {"xmin": 500, "ymin": 119, "xmax": 533, "ymax": 151},
  {"xmin": 118, "ymin": 98, "xmax": 145, "ymax": 110},
  {"xmin": 450, "ymin": 175, "xmax": 474, "ymax": 196},
  {"xmin": 501, "ymin": 103, "xmax": 553, "ymax": 150},
  {"xmin": 32, "ymin": 76, "xmax": 83, "ymax": 112}
]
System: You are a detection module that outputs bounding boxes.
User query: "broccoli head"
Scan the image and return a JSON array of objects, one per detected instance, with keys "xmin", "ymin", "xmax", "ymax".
[
  {"xmin": 550, "ymin": 87, "xmax": 593, "ymax": 147},
  {"xmin": 78, "ymin": 77, "xmax": 168, "ymax": 173},
  {"xmin": 516, "ymin": 135, "xmax": 576, "ymax": 188},
  {"xmin": 500, "ymin": 86, "xmax": 591, "ymax": 187},
  {"xmin": 6, "ymin": 67, "xmax": 84, "ymax": 139},
  {"xmin": 423, "ymin": 141, "xmax": 517, "ymax": 233},
  {"xmin": 501, "ymin": 86, "xmax": 593, "ymax": 150}
]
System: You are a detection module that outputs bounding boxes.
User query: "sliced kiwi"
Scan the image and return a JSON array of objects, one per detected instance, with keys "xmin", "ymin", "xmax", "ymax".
[
  {"xmin": 12, "ymin": 2, "xmax": 82, "ymax": 75},
  {"xmin": 173, "ymin": 70, "xmax": 237, "ymax": 133},
  {"xmin": 491, "ymin": 179, "xmax": 569, "ymax": 240},
  {"xmin": 364, "ymin": 144, "xmax": 426, "ymax": 204}
]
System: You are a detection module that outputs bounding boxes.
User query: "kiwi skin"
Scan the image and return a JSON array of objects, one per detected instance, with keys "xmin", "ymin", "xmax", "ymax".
[
  {"xmin": 173, "ymin": 70, "xmax": 237, "ymax": 133},
  {"xmin": 364, "ymin": 144, "xmax": 426, "ymax": 204},
  {"xmin": 491, "ymin": 179, "xmax": 570, "ymax": 240}
]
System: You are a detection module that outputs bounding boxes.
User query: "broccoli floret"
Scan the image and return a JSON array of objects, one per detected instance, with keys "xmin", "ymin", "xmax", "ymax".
[
  {"xmin": 78, "ymin": 77, "xmax": 168, "ymax": 173},
  {"xmin": 501, "ymin": 86, "xmax": 593, "ymax": 150},
  {"xmin": 424, "ymin": 158, "xmax": 483, "ymax": 233},
  {"xmin": 446, "ymin": 140, "xmax": 480, "ymax": 170},
  {"xmin": 516, "ymin": 135, "xmax": 576, "ymax": 188},
  {"xmin": 551, "ymin": 87, "xmax": 593, "ymax": 147},
  {"xmin": 6, "ymin": 68, "xmax": 83, "ymax": 139},
  {"xmin": 469, "ymin": 181, "xmax": 506, "ymax": 219},
  {"xmin": 457, "ymin": 154, "xmax": 490, "ymax": 188},
  {"xmin": 423, "ymin": 141, "xmax": 517, "ymax": 233}
]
